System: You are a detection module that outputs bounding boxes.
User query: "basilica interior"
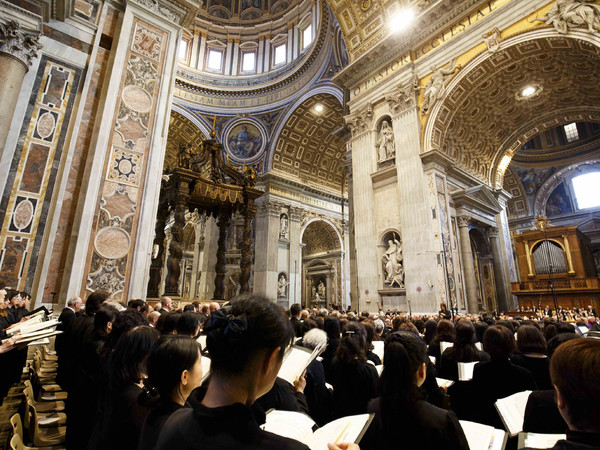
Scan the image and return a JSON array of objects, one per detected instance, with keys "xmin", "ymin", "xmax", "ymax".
[{"xmin": 1, "ymin": 0, "xmax": 600, "ymax": 313}]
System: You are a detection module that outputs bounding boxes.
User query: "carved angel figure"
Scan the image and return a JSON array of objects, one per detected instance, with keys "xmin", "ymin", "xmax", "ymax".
[
  {"xmin": 277, "ymin": 274, "xmax": 289, "ymax": 298},
  {"xmin": 383, "ymin": 234, "xmax": 405, "ymax": 288},
  {"xmin": 377, "ymin": 121, "xmax": 395, "ymax": 163},
  {"xmin": 531, "ymin": 0, "xmax": 600, "ymax": 34},
  {"xmin": 416, "ymin": 58, "xmax": 461, "ymax": 115}
]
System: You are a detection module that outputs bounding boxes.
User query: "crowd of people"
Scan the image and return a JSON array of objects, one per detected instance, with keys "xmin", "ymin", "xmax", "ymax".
[{"xmin": 1, "ymin": 283, "xmax": 600, "ymax": 450}]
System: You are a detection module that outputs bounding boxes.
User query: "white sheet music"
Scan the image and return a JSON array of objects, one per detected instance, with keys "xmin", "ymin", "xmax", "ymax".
[
  {"xmin": 457, "ymin": 361, "xmax": 477, "ymax": 381},
  {"xmin": 372, "ymin": 341, "xmax": 384, "ymax": 361},
  {"xmin": 460, "ymin": 420, "xmax": 506, "ymax": 450},
  {"xmin": 495, "ymin": 391, "xmax": 532, "ymax": 436},
  {"xmin": 517, "ymin": 432, "xmax": 565, "ymax": 449}
]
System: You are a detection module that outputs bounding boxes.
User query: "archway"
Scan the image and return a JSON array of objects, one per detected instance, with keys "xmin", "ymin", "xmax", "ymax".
[{"xmin": 301, "ymin": 219, "xmax": 342, "ymax": 308}]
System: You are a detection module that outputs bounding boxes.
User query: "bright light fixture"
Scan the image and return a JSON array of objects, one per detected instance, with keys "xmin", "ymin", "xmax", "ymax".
[
  {"xmin": 521, "ymin": 86, "xmax": 537, "ymax": 97},
  {"xmin": 314, "ymin": 104, "xmax": 324, "ymax": 113},
  {"xmin": 389, "ymin": 8, "xmax": 415, "ymax": 33}
]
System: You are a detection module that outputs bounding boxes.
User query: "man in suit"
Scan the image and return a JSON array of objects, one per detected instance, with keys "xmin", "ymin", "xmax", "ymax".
[
  {"xmin": 159, "ymin": 296, "xmax": 172, "ymax": 314},
  {"xmin": 56, "ymin": 296, "xmax": 82, "ymax": 388},
  {"xmin": 290, "ymin": 303, "xmax": 302, "ymax": 338}
]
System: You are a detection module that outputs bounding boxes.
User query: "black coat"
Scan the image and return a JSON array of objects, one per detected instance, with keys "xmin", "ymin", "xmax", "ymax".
[
  {"xmin": 156, "ymin": 402, "xmax": 310, "ymax": 449},
  {"xmin": 523, "ymin": 390, "xmax": 568, "ymax": 434},
  {"xmin": 329, "ymin": 358, "xmax": 379, "ymax": 419},
  {"xmin": 138, "ymin": 400, "xmax": 186, "ymax": 450},
  {"xmin": 290, "ymin": 317, "xmax": 302, "ymax": 338},
  {"xmin": 511, "ymin": 354, "xmax": 552, "ymax": 390}
]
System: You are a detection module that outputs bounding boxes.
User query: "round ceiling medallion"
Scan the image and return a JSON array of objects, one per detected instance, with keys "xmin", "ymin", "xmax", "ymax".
[
  {"xmin": 223, "ymin": 119, "xmax": 267, "ymax": 164},
  {"xmin": 94, "ymin": 227, "xmax": 131, "ymax": 260},
  {"xmin": 121, "ymin": 85, "xmax": 153, "ymax": 113}
]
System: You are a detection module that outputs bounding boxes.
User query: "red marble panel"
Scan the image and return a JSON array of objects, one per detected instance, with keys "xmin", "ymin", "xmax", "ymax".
[
  {"xmin": 0, "ymin": 236, "xmax": 29, "ymax": 288},
  {"xmin": 19, "ymin": 142, "xmax": 51, "ymax": 194}
]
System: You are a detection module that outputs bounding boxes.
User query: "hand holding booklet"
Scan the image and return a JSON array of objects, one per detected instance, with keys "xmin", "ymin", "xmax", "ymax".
[
  {"xmin": 262, "ymin": 409, "xmax": 373, "ymax": 450},
  {"xmin": 278, "ymin": 344, "xmax": 324, "ymax": 385},
  {"xmin": 494, "ymin": 390, "xmax": 532, "ymax": 436}
]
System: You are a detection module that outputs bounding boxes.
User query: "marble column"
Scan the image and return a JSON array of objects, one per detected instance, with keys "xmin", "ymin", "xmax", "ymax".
[
  {"xmin": 0, "ymin": 19, "xmax": 42, "ymax": 151},
  {"xmin": 489, "ymin": 228, "xmax": 510, "ymax": 312},
  {"xmin": 288, "ymin": 206, "xmax": 303, "ymax": 305},
  {"xmin": 457, "ymin": 215, "xmax": 479, "ymax": 313},
  {"xmin": 146, "ymin": 197, "xmax": 168, "ymax": 297},
  {"xmin": 239, "ymin": 202, "xmax": 256, "ymax": 294},
  {"xmin": 345, "ymin": 113, "xmax": 378, "ymax": 311},
  {"xmin": 252, "ymin": 199, "xmax": 281, "ymax": 299},
  {"xmin": 164, "ymin": 195, "xmax": 188, "ymax": 296},
  {"xmin": 213, "ymin": 210, "xmax": 231, "ymax": 300}
]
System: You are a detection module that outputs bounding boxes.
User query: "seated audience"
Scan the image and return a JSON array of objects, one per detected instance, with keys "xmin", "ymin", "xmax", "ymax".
[
  {"xmin": 428, "ymin": 319, "xmax": 455, "ymax": 368},
  {"xmin": 366, "ymin": 331, "xmax": 469, "ymax": 450}
]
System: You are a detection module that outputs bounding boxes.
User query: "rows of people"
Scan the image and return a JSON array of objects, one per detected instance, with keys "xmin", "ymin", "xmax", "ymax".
[{"xmin": 2, "ymin": 285, "xmax": 600, "ymax": 449}]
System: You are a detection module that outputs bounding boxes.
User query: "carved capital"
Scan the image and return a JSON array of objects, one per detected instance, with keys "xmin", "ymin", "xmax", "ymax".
[
  {"xmin": 488, "ymin": 228, "xmax": 499, "ymax": 239},
  {"xmin": 457, "ymin": 215, "xmax": 471, "ymax": 228},
  {"xmin": 126, "ymin": 0, "xmax": 202, "ymax": 27},
  {"xmin": 289, "ymin": 206, "xmax": 303, "ymax": 222},
  {"xmin": 385, "ymin": 82, "xmax": 417, "ymax": 115},
  {"xmin": 0, "ymin": 19, "xmax": 42, "ymax": 69},
  {"xmin": 345, "ymin": 102, "xmax": 373, "ymax": 137}
]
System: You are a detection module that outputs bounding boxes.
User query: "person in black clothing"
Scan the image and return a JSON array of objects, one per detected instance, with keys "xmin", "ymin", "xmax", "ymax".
[
  {"xmin": 365, "ymin": 331, "xmax": 469, "ymax": 450},
  {"xmin": 428, "ymin": 319, "xmax": 455, "ymax": 369},
  {"xmin": 321, "ymin": 316, "xmax": 341, "ymax": 381},
  {"xmin": 472, "ymin": 325, "xmax": 537, "ymax": 428},
  {"xmin": 138, "ymin": 335, "xmax": 203, "ymax": 450},
  {"xmin": 157, "ymin": 295, "xmax": 357, "ymax": 450},
  {"xmin": 328, "ymin": 321, "xmax": 379, "ymax": 419},
  {"xmin": 89, "ymin": 326, "xmax": 160, "ymax": 450},
  {"xmin": 56, "ymin": 296, "xmax": 82, "ymax": 388},
  {"xmin": 0, "ymin": 284, "xmax": 17, "ymax": 404},
  {"xmin": 512, "ymin": 325, "xmax": 552, "ymax": 390},
  {"xmin": 522, "ymin": 338, "xmax": 600, "ymax": 450},
  {"xmin": 290, "ymin": 303, "xmax": 303, "ymax": 338},
  {"xmin": 439, "ymin": 302, "xmax": 452, "ymax": 320}
]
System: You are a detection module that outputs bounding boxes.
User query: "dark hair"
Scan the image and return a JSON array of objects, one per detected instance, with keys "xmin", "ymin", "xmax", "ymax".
[
  {"xmin": 363, "ymin": 322, "xmax": 376, "ymax": 349},
  {"xmin": 547, "ymin": 333, "xmax": 580, "ymax": 359},
  {"xmin": 483, "ymin": 325, "xmax": 514, "ymax": 359},
  {"xmin": 414, "ymin": 319, "xmax": 425, "ymax": 334},
  {"xmin": 105, "ymin": 309, "xmax": 147, "ymax": 352},
  {"xmin": 496, "ymin": 320, "xmax": 514, "ymax": 333},
  {"xmin": 556, "ymin": 322, "xmax": 576, "ymax": 334},
  {"xmin": 6, "ymin": 290, "xmax": 20, "ymax": 303},
  {"xmin": 452, "ymin": 320, "xmax": 478, "ymax": 362},
  {"xmin": 200, "ymin": 305, "xmax": 209, "ymax": 314},
  {"xmin": 424, "ymin": 319, "xmax": 437, "ymax": 346},
  {"xmin": 86, "ymin": 290, "xmax": 110, "ymax": 315},
  {"xmin": 191, "ymin": 301, "xmax": 200, "ymax": 309},
  {"xmin": 290, "ymin": 303, "xmax": 301, "ymax": 317},
  {"xmin": 550, "ymin": 338, "xmax": 600, "ymax": 430},
  {"xmin": 183, "ymin": 304, "xmax": 195, "ymax": 312},
  {"xmin": 128, "ymin": 299, "xmax": 145, "ymax": 310},
  {"xmin": 162, "ymin": 312, "xmax": 182, "ymax": 334},
  {"xmin": 205, "ymin": 295, "xmax": 293, "ymax": 376},
  {"xmin": 109, "ymin": 326, "xmax": 160, "ymax": 391},
  {"xmin": 433, "ymin": 319, "xmax": 455, "ymax": 344},
  {"xmin": 94, "ymin": 305, "xmax": 118, "ymax": 332},
  {"xmin": 336, "ymin": 321, "xmax": 367, "ymax": 364},
  {"xmin": 324, "ymin": 316, "xmax": 341, "ymax": 345},
  {"xmin": 381, "ymin": 332, "xmax": 427, "ymax": 434},
  {"xmin": 544, "ymin": 323, "xmax": 558, "ymax": 342},
  {"xmin": 517, "ymin": 325, "xmax": 547, "ymax": 355},
  {"xmin": 177, "ymin": 312, "xmax": 200, "ymax": 337},
  {"xmin": 474, "ymin": 321, "xmax": 489, "ymax": 343},
  {"xmin": 145, "ymin": 335, "xmax": 202, "ymax": 405}
]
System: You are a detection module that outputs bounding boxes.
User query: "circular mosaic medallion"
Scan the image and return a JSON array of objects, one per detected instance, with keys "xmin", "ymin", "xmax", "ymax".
[
  {"xmin": 223, "ymin": 119, "xmax": 266, "ymax": 163},
  {"xmin": 94, "ymin": 227, "xmax": 131, "ymax": 260},
  {"xmin": 121, "ymin": 85, "xmax": 153, "ymax": 113},
  {"xmin": 13, "ymin": 199, "xmax": 34, "ymax": 230},
  {"xmin": 37, "ymin": 112, "xmax": 56, "ymax": 139}
]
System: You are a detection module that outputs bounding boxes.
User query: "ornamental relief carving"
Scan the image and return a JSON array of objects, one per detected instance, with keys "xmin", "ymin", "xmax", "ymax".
[{"xmin": 0, "ymin": 19, "xmax": 42, "ymax": 68}]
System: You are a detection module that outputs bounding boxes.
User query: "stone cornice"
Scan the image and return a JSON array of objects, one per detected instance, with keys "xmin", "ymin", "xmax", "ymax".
[
  {"xmin": 258, "ymin": 173, "xmax": 347, "ymax": 204},
  {"xmin": 126, "ymin": 0, "xmax": 202, "ymax": 27}
]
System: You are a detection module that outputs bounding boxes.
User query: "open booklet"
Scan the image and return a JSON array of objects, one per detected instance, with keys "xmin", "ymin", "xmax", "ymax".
[
  {"xmin": 457, "ymin": 361, "xmax": 478, "ymax": 381},
  {"xmin": 436, "ymin": 378, "xmax": 455, "ymax": 388},
  {"xmin": 200, "ymin": 355, "xmax": 211, "ymax": 382},
  {"xmin": 7, "ymin": 317, "xmax": 58, "ymax": 336},
  {"xmin": 460, "ymin": 420, "xmax": 507, "ymax": 450},
  {"xmin": 372, "ymin": 341, "xmax": 384, "ymax": 361},
  {"xmin": 494, "ymin": 390, "xmax": 532, "ymax": 437},
  {"xmin": 517, "ymin": 432, "xmax": 565, "ymax": 449},
  {"xmin": 278, "ymin": 344, "xmax": 324, "ymax": 385},
  {"xmin": 14, "ymin": 330, "xmax": 62, "ymax": 345},
  {"xmin": 440, "ymin": 342, "xmax": 483, "ymax": 353},
  {"xmin": 262, "ymin": 409, "xmax": 373, "ymax": 450}
]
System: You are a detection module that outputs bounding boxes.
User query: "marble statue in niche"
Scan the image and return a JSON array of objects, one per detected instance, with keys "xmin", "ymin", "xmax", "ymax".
[
  {"xmin": 277, "ymin": 272, "xmax": 289, "ymax": 298},
  {"xmin": 415, "ymin": 58, "xmax": 461, "ymax": 115},
  {"xmin": 377, "ymin": 120, "xmax": 395, "ymax": 163},
  {"xmin": 383, "ymin": 233, "xmax": 404, "ymax": 288},
  {"xmin": 531, "ymin": 0, "xmax": 600, "ymax": 35},
  {"xmin": 317, "ymin": 280, "xmax": 325, "ymax": 298},
  {"xmin": 279, "ymin": 213, "xmax": 289, "ymax": 239}
]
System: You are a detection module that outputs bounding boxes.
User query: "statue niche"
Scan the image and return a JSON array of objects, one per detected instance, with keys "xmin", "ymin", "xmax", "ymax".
[
  {"xmin": 376, "ymin": 118, "xmax": 395, "ymax": 164},
  {"xmin": 277, "ymin": 272, "xmax": 289, "ymax": 298},
  {"xmin": 382, "ymin": 231, "xmax": 404, "ymax": 288}
]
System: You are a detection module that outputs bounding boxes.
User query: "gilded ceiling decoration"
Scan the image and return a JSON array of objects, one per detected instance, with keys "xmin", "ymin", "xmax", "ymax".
[
  {"xmin": 502, "ymin": 167, "xmax": 529, "ymax": 219},
  {"xmin": 302, "ymin": 219, "xmax": 341, "ymax": 255},
  {"xmin": 429, "ymin": 36, "xmax": 600, "ymax": 187},
  {"xmin": 165, "ymin": 111, "xmax": 209, "ymax": 176},
  {"xmin": 271, "ymin": 93, "xmax": 345, "ymax": 193},
  {"xmin": 199, "ymin": 0, "xmax": 301, "ymax": 24}
]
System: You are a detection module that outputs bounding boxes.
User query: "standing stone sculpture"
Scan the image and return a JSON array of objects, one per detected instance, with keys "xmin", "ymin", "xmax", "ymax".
[
  {"xmin": 415, "ymin": 57, "xmax": 461, "ymax": 115},
  {"xmin": 377, "ymin": 120, "xmax": 395, "ymax": 163},
  {"xmin": 279, "ymin": 213, "xmax": 289, "ymax": 239},
  {"xmin": 383, "ymin": 233, "xmax": 404, "ymax": 288},
  {"xmin": 277, "ymin": 273, "xmax": 289, "ymax": 298}
]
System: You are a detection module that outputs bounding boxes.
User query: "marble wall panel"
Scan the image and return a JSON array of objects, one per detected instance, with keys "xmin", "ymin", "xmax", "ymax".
[
  {"xmin": 82, "ymin": 18, "xmax": 168, "ymax": 300},
  {"xmin": 0, "ymin": 56, "xmax": 81, "ymax": 291}
]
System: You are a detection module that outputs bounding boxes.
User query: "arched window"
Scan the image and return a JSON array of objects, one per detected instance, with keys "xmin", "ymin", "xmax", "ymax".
[
  {"xmin": 572, "ymin": 172, "xmax": 600, "ymax": 209},
  {"xmin": 532, "ymin": 240, "xmax": 567, "ymax": 274}
]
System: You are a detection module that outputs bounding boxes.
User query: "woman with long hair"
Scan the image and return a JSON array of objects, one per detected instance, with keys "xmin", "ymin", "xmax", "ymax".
[
  {"xmin": 329, "ymin": 321, "xmax": 379, "ymax": 418},
  {"xmin": 427, "ymin": 319, "xmax": 456, "ymax": 368},
  {"xmin": 366, "ymin": 331, "xmax": 468, "ymax": 449},
  {"xmin": 157, "ymin": 295, "xmax": 356, "ymax": 449},
  {"xmin": 512, "ymin": 325, "xmax": 551, "ymax": 390},
  {"xmin": 138, "ymin": 335, "xmax": 203, "ymax": 450},
  {"xmin": 439, "ymin": 319, "xmax": 490, "ymax": 381}
]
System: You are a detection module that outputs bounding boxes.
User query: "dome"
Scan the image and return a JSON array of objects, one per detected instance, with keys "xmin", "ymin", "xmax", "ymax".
[{"xmin": 200, "ymin": 0, "xmax": 302, "ymax": 26}]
